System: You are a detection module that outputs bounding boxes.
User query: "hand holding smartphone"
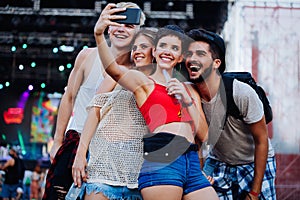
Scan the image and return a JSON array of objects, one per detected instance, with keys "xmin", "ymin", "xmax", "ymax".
[{"xmin": 113, "ymin": 8, "xmax": 141, "ymax": 25}]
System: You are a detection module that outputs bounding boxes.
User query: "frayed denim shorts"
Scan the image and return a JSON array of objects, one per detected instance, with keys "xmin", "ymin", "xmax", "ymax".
[
  {"xmin": 85, "ymin": 182, "xmax": 142, "ymax": 200},
  {"xmin": 138, "ymin": 150, "xmax": 211, "ymax": 195}
]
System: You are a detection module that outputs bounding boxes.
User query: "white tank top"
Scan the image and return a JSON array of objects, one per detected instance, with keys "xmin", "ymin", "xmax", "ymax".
[{"xmin": 67, "ymin": 50, "xmax": 104, "ymax": 133}]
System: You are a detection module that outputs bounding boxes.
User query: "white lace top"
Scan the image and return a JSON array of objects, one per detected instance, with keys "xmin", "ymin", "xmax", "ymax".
[{"xmin": 86, "ymin": 88, "xmax": 148, "ymax": 188}]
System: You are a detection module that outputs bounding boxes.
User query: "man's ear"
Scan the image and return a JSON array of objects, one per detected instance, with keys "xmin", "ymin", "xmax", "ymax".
[{"xmin": 214, "ymin": 59, "xmax": 221, "ymax": 69}]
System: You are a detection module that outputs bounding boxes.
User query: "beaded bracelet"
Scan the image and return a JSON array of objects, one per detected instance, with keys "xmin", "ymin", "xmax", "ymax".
[{"xmin": 182, "ymin": 98, "xmax": 194, "ymax": 108}]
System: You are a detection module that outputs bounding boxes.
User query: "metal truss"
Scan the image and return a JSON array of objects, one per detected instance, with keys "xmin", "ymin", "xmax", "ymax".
[{"xmin": 0, "ymin": 0, "xmax": 193, "ymax": 19}]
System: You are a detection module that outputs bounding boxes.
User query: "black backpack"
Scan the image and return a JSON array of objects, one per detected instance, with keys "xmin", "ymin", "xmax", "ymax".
[{"xmin": 221, "ymin": 72, "xmax": 273, "ymax": 124}]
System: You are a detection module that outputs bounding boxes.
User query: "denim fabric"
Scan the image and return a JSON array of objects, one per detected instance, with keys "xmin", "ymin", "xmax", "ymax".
[
  {"xmin": 85, "ymin": 182, "xmax": 142, "ymax": 200},
  {"xmin": 1, "ymin": 183, "xmax": 19, "ymax": 198},
  {"xmin": 138, "ymin": 151, "xmax": 211, "ymax": 195}
]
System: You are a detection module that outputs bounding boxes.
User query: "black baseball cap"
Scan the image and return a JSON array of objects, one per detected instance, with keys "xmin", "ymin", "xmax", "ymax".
[{"xmin": 187, "ymin": 28, "xmax": 226, "ymax": 74}]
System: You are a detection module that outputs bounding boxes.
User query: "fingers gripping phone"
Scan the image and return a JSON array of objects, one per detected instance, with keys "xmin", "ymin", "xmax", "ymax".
[{"xmin": 114, "ymin": 8, "xmax": 141, "ymax": 25}]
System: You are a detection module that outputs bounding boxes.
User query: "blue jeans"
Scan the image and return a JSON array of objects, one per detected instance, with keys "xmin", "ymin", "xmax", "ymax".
[
  {"xmin": 85, "ymin": 182, "xmax": 142, "ymax": 200},
  {"xmin": 23, "ymin": 184, "xmax": 30, "ymax": 200},
  {"xmin": 138, "ymin": 151, "xmax": 211, "ymax": 195}
]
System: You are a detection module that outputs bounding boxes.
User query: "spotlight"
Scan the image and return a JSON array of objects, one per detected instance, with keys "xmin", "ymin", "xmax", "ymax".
[
  {"xmin": 31, "ymin": 62, "xmax": 36, "ymax": 68},
  {"xmin": 28, "ymin": 85, "xmax": 33, "ymax": 91},
  {"xmin": 11, "ymin": 46, "xmax": 17, "ymax": 52},
  {"xmin": 168, "ymin": 1, "xmax": 174, "ymax": 7},
  {"xmin": 19, "ymin": 64, "xmax": 24, "ymax": 70},
  {"xmin": 66, "ymin": 63, "xmax": 72, "ymax": 69},
  {"xmin": 166, "ymin": 1, "xmax": 174, "ymax": 11},
  {"xmin": 59, "ymin": 45, "xmax": 74, "ymax": 52},
  {"xmin": 52, "ymin": 47, "xmax": 59, "ymax": 54},
  {"xmin": 58, "ymin": 65, "xmax": 65, "ymax": 72}
]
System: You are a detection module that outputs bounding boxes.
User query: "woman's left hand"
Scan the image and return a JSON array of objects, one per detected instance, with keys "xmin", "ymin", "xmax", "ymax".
[{"xmin": 72, "ymin": 152, "xmax": 88, "ymax": 188}]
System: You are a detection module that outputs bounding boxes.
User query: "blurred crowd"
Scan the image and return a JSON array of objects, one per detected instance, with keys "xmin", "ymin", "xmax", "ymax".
[{"xmin": 0, "ymin": 145, "xmax": 47, "ymax": 200}]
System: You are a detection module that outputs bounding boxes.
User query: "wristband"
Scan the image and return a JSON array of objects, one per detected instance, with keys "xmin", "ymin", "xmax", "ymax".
[
  {"xmin": 249, "ymin": 190, "xmax": 259, "ymax": 197},
  {"xmin": 182, "ymin": 98, "xmax": 194, "ymax": 108}
]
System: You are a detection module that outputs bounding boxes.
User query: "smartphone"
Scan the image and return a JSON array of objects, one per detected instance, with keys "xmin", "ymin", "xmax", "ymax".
[{"xmin": 114, "ymin": 8, "xmax": 141, "ymax": 25}]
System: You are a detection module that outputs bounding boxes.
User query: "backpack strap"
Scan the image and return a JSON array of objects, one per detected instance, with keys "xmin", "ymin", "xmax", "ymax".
[{"xmin": 220, "ymin": 75, "xmax": 243, "ymax": 127}]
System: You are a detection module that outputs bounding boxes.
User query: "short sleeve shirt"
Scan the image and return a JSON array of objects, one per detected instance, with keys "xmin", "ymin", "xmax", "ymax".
[{"xmin": 203, "ymin": 80, "xmax": 274, "ymax": 165}]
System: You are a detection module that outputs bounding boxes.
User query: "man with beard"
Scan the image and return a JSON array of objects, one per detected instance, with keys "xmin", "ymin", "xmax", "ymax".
[{"xmin": 183, "ymin": 28, "xmax": 276, "ymax": 200}]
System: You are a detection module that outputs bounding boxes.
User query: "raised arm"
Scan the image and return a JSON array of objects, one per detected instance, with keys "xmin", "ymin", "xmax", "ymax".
[{"xmin": 93, "ymin": 3, "xmax": 151, "ymax": 105}]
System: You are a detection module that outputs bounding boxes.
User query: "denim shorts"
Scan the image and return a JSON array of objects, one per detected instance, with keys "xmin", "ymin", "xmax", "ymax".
[
  {"xmin": 138, "ymin": 151, "xmax": 211, "ymax": 195},
  {"xmin": 1, "ymin": 183, "xmax": 19, "ymax": 198},
  {"xmin": 85, "ymin": 182, "xmax": 142, "ymax": 200}
]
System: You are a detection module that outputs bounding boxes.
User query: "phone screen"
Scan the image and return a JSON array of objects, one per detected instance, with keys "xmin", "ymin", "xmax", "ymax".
[{"xmin": 114, "ymin": 8, "xmax": 141, "ymax": 25}]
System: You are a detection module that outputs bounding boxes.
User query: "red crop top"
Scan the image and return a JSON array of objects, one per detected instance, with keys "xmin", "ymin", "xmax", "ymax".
[{"xmin": 138, "ymin": 80, "xmax": 193, "ymax": 132}]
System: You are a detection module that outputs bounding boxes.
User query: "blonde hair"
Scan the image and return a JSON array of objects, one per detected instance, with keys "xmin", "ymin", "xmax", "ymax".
[
  {"xmin": 116, "ymin": 2, "xmax": 146, "ymax": 26},
  {"xmin": 132, "ymin": 27, "xmax": 158, "ymax": 46}
]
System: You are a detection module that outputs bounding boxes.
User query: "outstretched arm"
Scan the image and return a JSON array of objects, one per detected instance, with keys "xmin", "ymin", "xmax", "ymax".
[{"xmin": 93, "ymin": 3, "xmax": 151, "ymax": 105}]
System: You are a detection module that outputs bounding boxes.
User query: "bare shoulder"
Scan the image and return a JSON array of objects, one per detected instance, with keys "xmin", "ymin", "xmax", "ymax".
[
  {"xmin": 74, "ymin": 47, "xmax": 97, "ymax": 68},
  {"xmin": 78, "ymin": 47, "xmax": 97, "ymax": 57}
]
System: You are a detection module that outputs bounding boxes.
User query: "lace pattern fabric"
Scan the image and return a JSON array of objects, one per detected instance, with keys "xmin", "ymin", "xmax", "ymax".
[{"xmin": 87, "ymin": 89, "xmax": 148, "ymax": 188}]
